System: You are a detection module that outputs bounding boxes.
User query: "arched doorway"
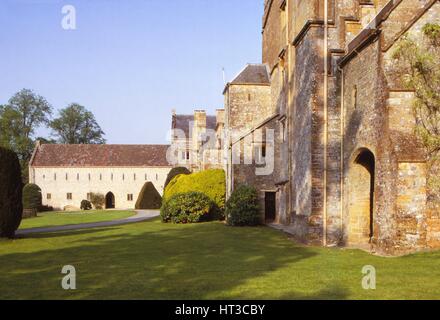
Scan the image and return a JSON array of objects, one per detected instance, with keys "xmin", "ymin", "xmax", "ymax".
[
  {"xmin": 105, "ymin": 192, "xmax": 115, "ymax": 209},
  {"xmin": 347, "ymin": 149, "xmax": 375, "ymax": 246}
]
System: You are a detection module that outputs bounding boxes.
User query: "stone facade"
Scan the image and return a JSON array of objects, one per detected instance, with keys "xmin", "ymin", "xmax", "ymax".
[
  {"xmin": 170, "ymin": 109, "xmax": 225, "ymax": 172},
  {"xmin": 222, "ymin": 0, "xmax": 440, "ymax": 255},
  {"xmin": 29, "ymin": 143, "xmax": 172, "ymax": 210}
]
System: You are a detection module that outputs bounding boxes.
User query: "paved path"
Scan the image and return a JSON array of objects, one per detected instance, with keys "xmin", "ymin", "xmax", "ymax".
[{"xmin": 16, "ymin": 210, "xmax": 160, "ymax": 236}]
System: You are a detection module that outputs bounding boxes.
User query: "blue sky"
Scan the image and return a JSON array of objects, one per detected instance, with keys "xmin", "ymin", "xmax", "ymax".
[{"xmin": 0, "ymin": 0, "xmax": 263, "ymax": 144}]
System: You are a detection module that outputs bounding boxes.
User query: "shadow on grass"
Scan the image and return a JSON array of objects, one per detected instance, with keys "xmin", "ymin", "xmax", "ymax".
[{"xmin": 0, "ymin": 221, "xmax": 350, "ymax": 300}]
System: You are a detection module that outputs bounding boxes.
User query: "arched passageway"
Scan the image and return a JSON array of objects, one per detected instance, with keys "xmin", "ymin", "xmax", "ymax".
[
  {"xmin": 105, "ymin": 192, "xmax": 115, "ymax": 209},
  {"xmin": 347, "ymin": 149, "xmax": 375, "ymax": 246}
]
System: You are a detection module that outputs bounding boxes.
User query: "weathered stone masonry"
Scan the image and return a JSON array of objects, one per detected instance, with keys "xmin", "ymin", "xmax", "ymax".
[{"xmin": 224, "ymin": 0, "xmax": 440, "ymax": 255}]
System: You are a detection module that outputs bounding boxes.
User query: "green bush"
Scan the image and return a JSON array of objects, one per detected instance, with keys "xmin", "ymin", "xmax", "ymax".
[
  {"xmin": 0, "ymin": 147, "xmax": 23, "ymax": 238},
  {"xmin": 22, "ymin": 183, "xmax": 42, "ymax": 210},
  {"xmin": 164, "ymin": 167, "xmax": 191, "ymax": 188},
  {"xmin": 226, "ymin": 185, "xmax": 261, "ymax": 226},
  {"xmin": 38, "ymin": 205, "xmax": 53, "ymax": 212},
  {"xmin": 135, "ymin": 182, "xmax": 162, "ymax": 209},
  {"xmin": 90, "ymin": 193, "xmax": 105, "ymax": 210},
  {"xmin": 160, "ymin": 192, "xmax": 214, "ymax": 224},
  {"xmin": 80, "ymin": 200, "xmax": 92, "ymax": 211},
  {"xmin": 164, "ymin": 169, "xmax": 226, "ymax": 218}
]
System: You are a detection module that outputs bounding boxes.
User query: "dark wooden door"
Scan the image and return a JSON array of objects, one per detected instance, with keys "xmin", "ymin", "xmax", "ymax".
[{"xmin": 265, "ymin": 192, "xmax": 276, "ymax": 222}]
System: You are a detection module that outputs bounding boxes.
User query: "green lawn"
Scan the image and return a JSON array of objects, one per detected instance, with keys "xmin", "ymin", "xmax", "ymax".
[
  {"xmin": 19, "ymin": 210, "xmax": 135, "ymax": 230},
  {"xmin": 1, "ymin": 218, "xmax": 439, "ymax": 299}
]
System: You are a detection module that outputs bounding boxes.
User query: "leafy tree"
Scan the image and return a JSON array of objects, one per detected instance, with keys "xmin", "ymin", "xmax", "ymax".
[
  {"xmin": 393, "ymin": 23, "xmax": 440, "ymax": 198},
  {"xmin": 22, "ymin": 183, "xmax": 42, "ymax": 210},
  {"xmin": 50, "ymin": 103, "xmax": 106, "ymax": 144},
  {"xmin": 0, "ymin": 89, "xmax": 53, "ymax": 182}
]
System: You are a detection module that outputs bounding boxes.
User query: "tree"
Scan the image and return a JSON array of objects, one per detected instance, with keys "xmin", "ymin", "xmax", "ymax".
[
  {"xmin": 0, "ymin": 89, "xmax": 53, "ymax": 182},
  {"xmin": 50, "ymin": 103, "xmax": 106, "ymax": 144},
  {"xmin": 90, "ymin": 193, "xmax": 105, "ymax": 210},
  {"xmin": 22, "ymin": 183, "xmax": 42, "ymax": 210},
  {"xmin": 164, "ymin": 167, "xmax": 191, "ymax": 188},
  {"xmin": 0, "ymin": 147, "xmax": 23, "ymax": 238},
  {"xmin": 393, "ymin": 23, "xmax": 440, "ymax": 198}
]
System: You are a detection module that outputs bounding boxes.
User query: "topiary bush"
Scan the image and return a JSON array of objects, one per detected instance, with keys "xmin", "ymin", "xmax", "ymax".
[
  {"xmin": 160, "ymin": 192, "xmax": 214, "ymax": 224},
  {"xmin": 80, "ymin": 200, "xmax": 92, "ymax": 211},
  {"xmin": 226, "ymin": 185, "xmax": 261, "ymax": 226},
  {"xmin": 135, "ymin": 182, "xmax": 162, "ymax": 209},
  {"xmin": 0, "ymin": 147, "xmax": 23, "ymax": 238},
  {"xmin": 164, "ymin": 169, "xmax": 226, "ymax": 218},
  {"xmin": 90, "ymin": 193, "xmax": 105, "ymax": 210},
  {"xmin": 164, "ymin": 167, "xmax": 191, "ymax": 188},
  {"xmin": 22, "ymin": 183, "xmax": 42, "ymax": 210}
]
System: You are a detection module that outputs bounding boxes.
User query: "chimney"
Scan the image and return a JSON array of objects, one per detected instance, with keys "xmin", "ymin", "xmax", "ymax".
[
  {"xmin": 216, "ymin": 109, "xmax": 225, "ymax": 125},
  {"xmin": 194, "ymin": 110, "xmax": 206, "ymax": 128}
]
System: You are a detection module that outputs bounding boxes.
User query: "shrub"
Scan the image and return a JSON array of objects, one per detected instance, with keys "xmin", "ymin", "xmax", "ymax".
[
  {"xmin": 160, "ymin": 192, "xmax": 214, "ymax": 224},
  {"xmin": 90, "ymin": 193, "xmax": 105, "ymax": 210},
  {"xmin": 164, "ymin": 169, "xmax": 226, "ymax": 218},
  {"xmin": 226, "ymin": 185, "xmax": 261, "ymax": 226},
  {"xmin": 22, "ymin": 183, "xmax": 42, "ymax": 210},
  {"xmin": 135, "ymin": 182, "xmax": 162, "ymax": 209},
  {"xmin": 0, "ymin": 147, "xmax": 23, "ymax": 238},
  {"xmin": 80, "ymin": 200, "xmax": 92, "ymax": 211},
  {"xmin": 38, "ymin": 205, "xmax": 53, "ymax": 212},
  {"xmin": 164, "ymin": 167, "xmax": 191, "ymax": 188}
]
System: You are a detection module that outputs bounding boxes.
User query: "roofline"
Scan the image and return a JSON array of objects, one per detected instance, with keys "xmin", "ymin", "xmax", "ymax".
[
  {"xmin": 29, "ymin": 140, "xmax": 41, "ymax": 167},
  {"xmin": 223, "ymin": 82, "xmax": 271, "ymax": 95},
  {"xmin": 30, "ymin": 165, "xmax": 173, "ymax": 169},
  {"xmin": 223, "ymin": 63, "xmax": 270, "ymax": 94}
]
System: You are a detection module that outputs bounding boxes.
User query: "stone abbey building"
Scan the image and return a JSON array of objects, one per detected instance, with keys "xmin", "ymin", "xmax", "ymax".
[
  {"xmin": 221, "ymin": 0, "xmax": 440, "ymax": 255},
  {"xmin": 29, "ymin": 142, "xmax": 172, "ymax": 210},
  {"xmin": 28, "ymin": 0, "xmax": 440, "ymax": 255}
]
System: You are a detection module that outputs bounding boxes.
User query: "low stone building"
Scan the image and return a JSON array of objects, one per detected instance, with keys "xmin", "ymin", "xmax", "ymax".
[
  {"xmin": 222, "ymin": 0, "xmax": 440, "ymax": 255},
  {"xmin": 29, "ymin": 142, "xmax": 172, "ymax": 210}
]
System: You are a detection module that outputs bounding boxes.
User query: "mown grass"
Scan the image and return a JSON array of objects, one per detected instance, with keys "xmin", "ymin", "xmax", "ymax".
[
  {"xmin": 1, "ymin": 218, "xmax": 439, "ymax": 300},
  {"xmin": 19, "ymin": 210, "xmax": 135, "ymax": 230}
]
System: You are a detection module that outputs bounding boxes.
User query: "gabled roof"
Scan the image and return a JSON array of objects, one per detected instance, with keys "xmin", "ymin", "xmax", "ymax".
[
  {"xmin": 172, "ymin": 114, "xmax": 217, "ymax": 137},
  {"xmin": 230, "ymin": 64, "xmax": 270, "ymax": 85},
  {"xmin": 30, "ymin": 144, "xmax": 172, "ymax": 167}
]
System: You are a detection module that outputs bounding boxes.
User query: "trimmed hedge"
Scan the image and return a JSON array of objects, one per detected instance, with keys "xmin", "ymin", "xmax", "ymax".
[
  {"xmin": 80, "ymin": 200, "xmax": 92, "ymax": 211},
  {"xmin": 160, "ymin": 192, "xmax": 214, "ymax": 224},
  {"xmin": 226, "ymin": 185, "xmax": 261, "ymax": 226},
  {"xmin": 164, "ymin": 169, "xmax": 226, "ymax": 217},
  {"xmin": 22, "ymin": 183, "xmax": 42, "ymax": 210},
  {"xmin": 0, "ymin": 147, "xmax": 23, "ymax": 238},
  {"xmin": 135, "ymin": 182, "xmax": 162, "ymax": 209},
  {"xmin": 164, "ymin": 167, "xmax": 191, "ymax": 188}
]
